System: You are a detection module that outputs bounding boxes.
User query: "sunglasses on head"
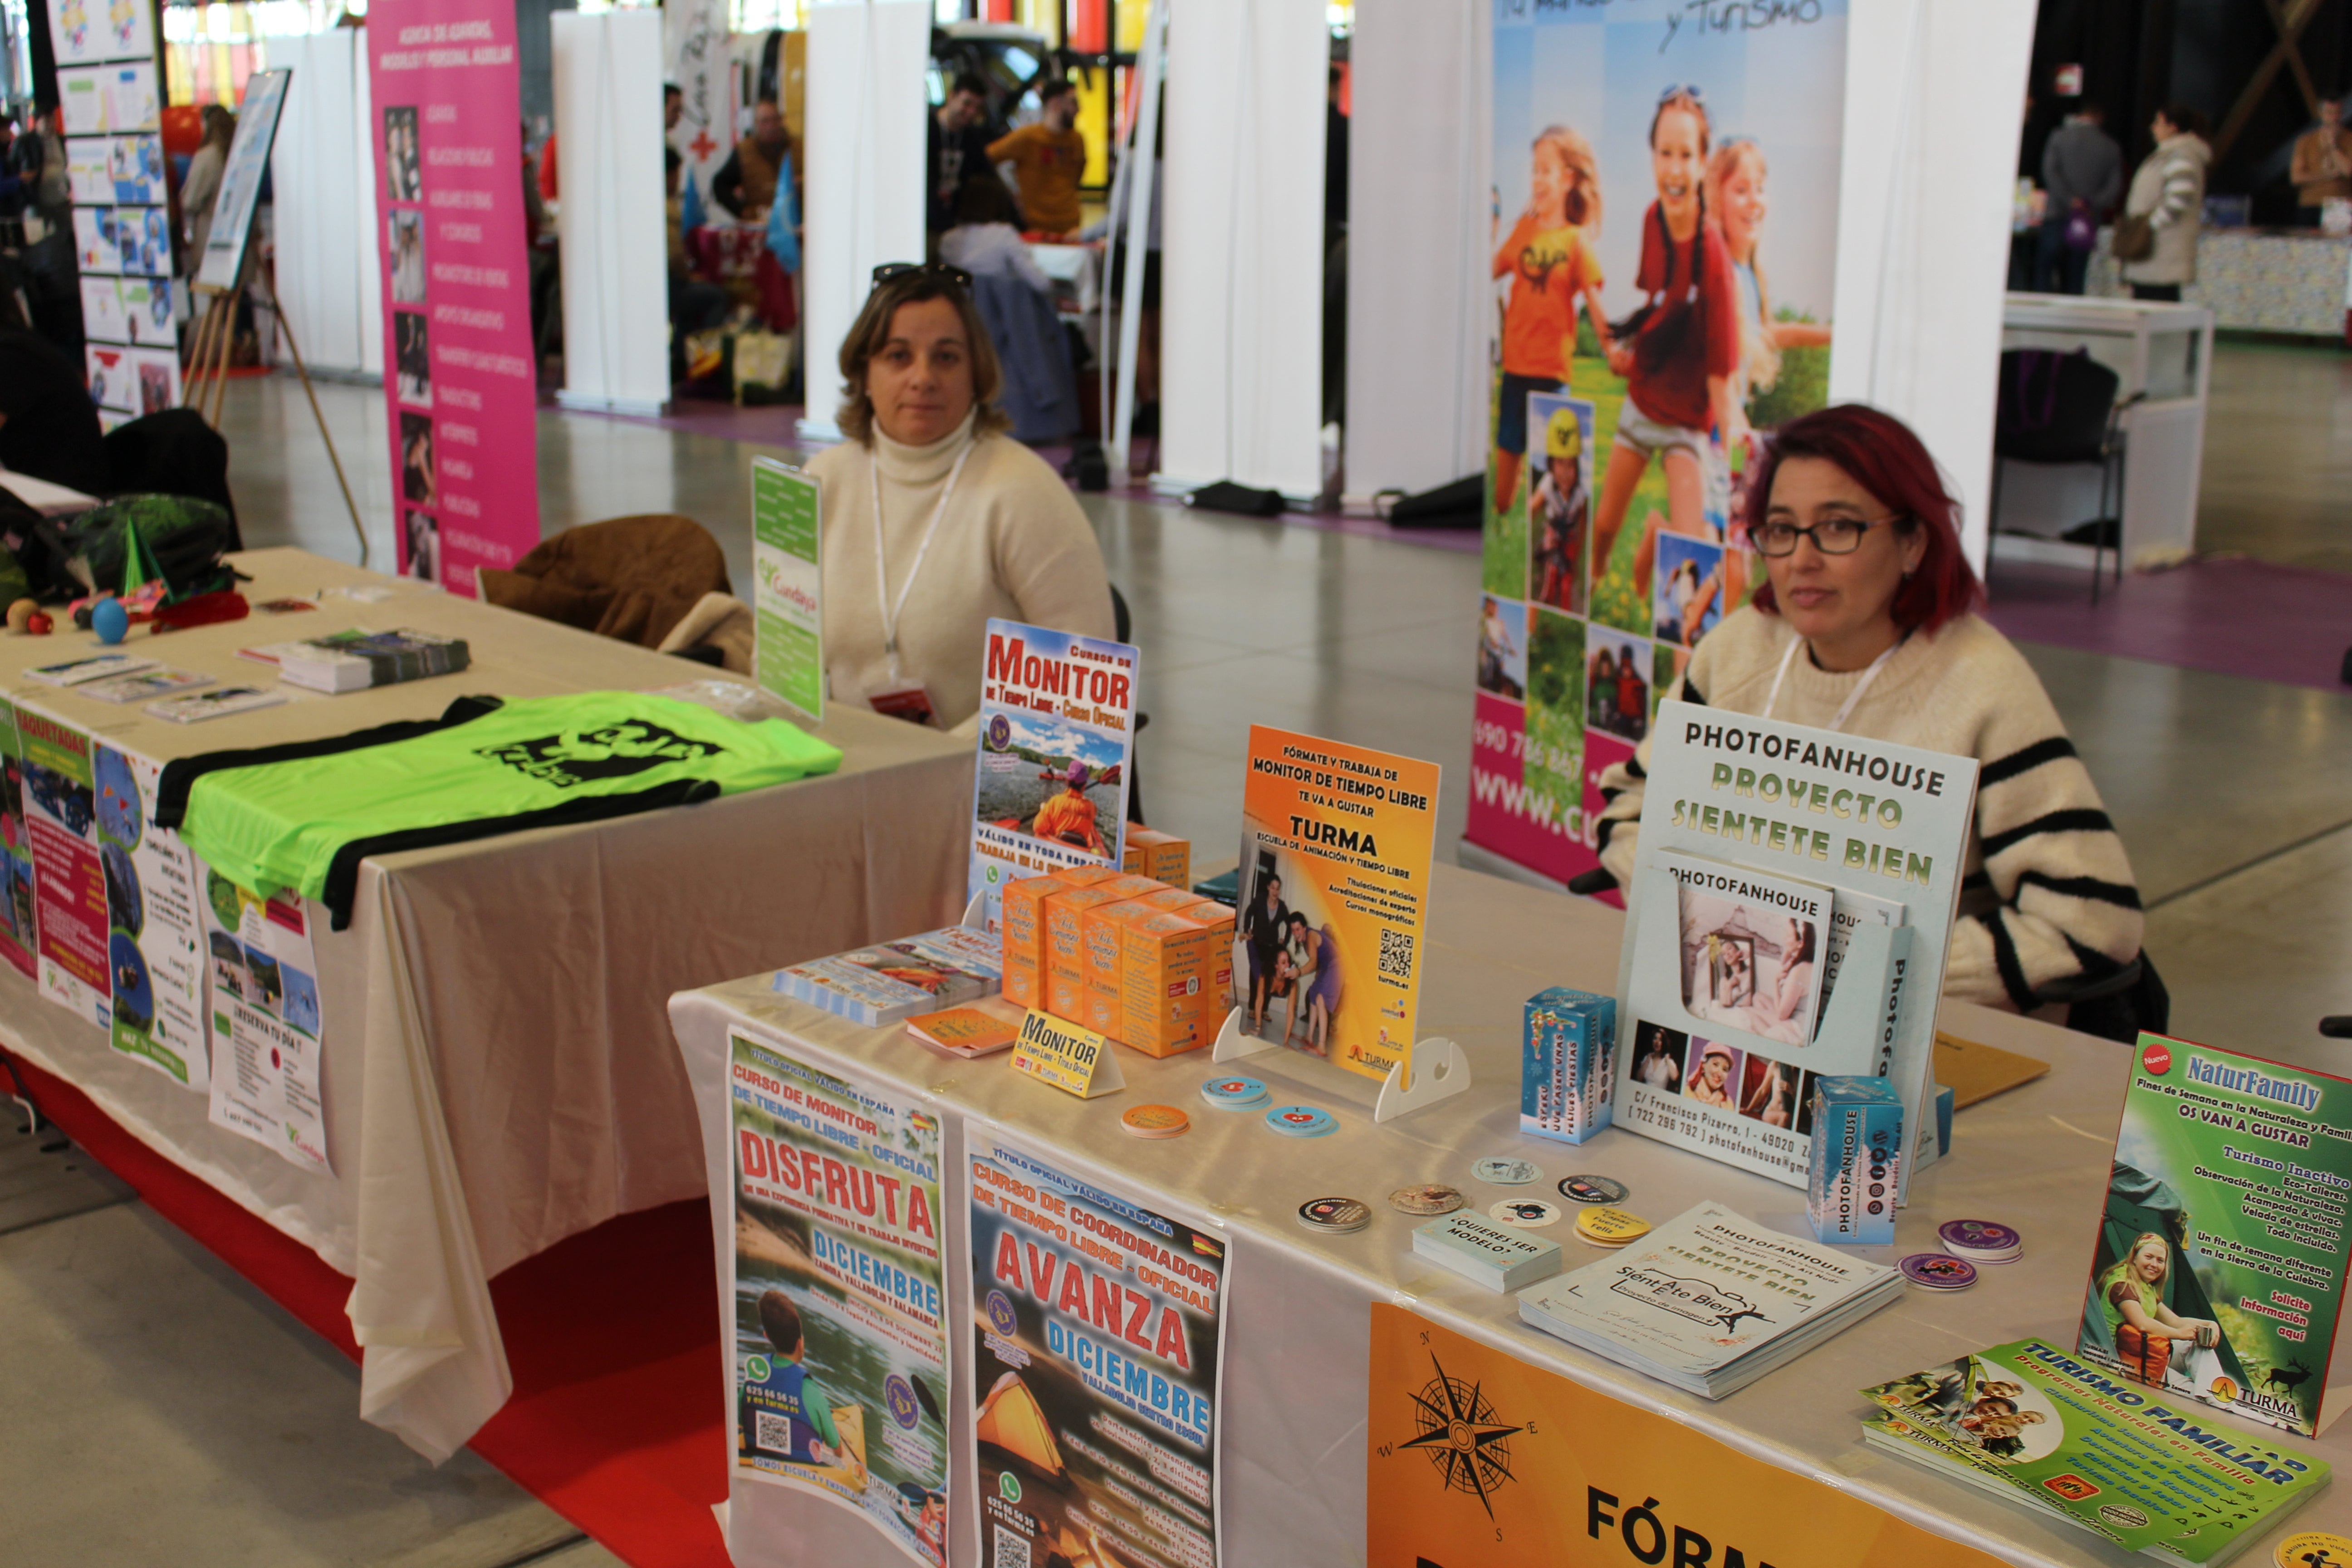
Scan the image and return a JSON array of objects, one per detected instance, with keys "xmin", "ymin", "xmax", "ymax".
[
  {"xmin": 870, "ymin": 260, "xmax": 973, "ymax": 289},
  {"xmin": 1656, "ymin": 84, "xmax": 1706, "ymax": 104}
]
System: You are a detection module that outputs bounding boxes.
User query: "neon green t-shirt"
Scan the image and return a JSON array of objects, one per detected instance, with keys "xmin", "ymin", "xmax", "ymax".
[{"xmin": 178, "ymin": 692, "xmax": 842, "ymax": 910}]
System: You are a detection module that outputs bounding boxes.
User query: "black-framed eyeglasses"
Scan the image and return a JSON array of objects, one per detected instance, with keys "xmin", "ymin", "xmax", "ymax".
[
  {"xmin": 1752, "ymin": 515, "xmax": 1904, "ymax": 557},
  {"xmin": 870, "ymin": 260, "xmax": 972, "ymax": 290}
]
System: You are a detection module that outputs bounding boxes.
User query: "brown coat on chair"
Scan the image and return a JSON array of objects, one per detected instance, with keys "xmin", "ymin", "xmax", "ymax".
[{"xmin": 480, "ymin": 514, "xmax": 731, "ymax": 649}]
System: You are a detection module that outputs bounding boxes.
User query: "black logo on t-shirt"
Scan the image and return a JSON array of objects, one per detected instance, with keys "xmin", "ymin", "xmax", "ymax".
[{"xmin": 476, "ymin": 719, "xmax": 726, "ymax": 789}]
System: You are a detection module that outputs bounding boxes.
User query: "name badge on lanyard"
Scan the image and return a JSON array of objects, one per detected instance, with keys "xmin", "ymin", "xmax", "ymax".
[{"xmin": 866, "ymin": 439, "xmax": 975, "ymax": 730}]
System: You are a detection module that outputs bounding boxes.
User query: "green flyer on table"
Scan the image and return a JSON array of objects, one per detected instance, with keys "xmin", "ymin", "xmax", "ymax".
[{"xmin": 752, "ymin": 456, "xmax": 823, "ymax": 722}]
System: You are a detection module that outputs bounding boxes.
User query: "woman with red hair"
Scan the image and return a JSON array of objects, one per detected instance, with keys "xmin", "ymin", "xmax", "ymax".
[{"xmin": 1594, "ymin": 404, "xmax": 2145, "ymax": 1018}]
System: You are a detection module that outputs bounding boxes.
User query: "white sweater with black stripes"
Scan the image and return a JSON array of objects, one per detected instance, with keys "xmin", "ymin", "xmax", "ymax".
[{"xmin": 1594, "ymin": 607, "xmax": 2144, "ymax": 1011}]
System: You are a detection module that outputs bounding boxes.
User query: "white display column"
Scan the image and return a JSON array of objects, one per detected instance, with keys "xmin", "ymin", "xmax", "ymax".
[
  {"xmin": 552, "ymin": 9, "xmax": 671, "ymax": 415},
  {"xmin": 272, "ymin": 29, "xmax": 384, "ymax": 380},
  {"xmin": 1827, "ymin": 0, "xmax": 2038, "ymax": 573},
  {"xmin": 1158, "ymin": 0, "xmax": 1328, "ymax": 502},
  {"xmin": 1343, "ymin": 0, "xmax": 1491, "ymax": 502},
  {"xmin": 796, "ymin": 0, "xmax": 930, "ymax": 443}
]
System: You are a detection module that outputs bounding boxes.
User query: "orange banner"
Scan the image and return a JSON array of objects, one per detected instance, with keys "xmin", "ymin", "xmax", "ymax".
[
  {"xmin": 1368, "ymin": 1304, "xmax": 2006, "ymax": 1568},
  {"xmin": 1236, "ymin": 726, "xmax": 1440, "ymax": 1083}
]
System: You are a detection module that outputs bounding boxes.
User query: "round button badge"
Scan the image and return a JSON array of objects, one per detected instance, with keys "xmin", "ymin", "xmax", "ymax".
[
  {"xmin": 1264, "ymin": 1105, "xmax": 1337, "ymax": 1137},
  {"xmin": 1559, "ymin": 1174, "xmax": 1629, "ymax": 1206},
  {"xmin": 1473, "ymin": 1156, "xmax": 1542, "ymax": 1186},
  {"xmin": 1489, "ymin": 1198, "xmax": 1563, "ymax": 1229},
  {"xmin": 1388, "ymin": 1184, "xmax": 1466, "ymax": 1216}
]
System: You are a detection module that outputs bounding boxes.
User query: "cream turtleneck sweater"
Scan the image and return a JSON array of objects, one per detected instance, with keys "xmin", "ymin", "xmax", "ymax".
[
  {"xmin": 1595, "ymin": 605, "xmax": 2144, "ymax": 1012},
  {"xmin": 805, "ymin": 412, "xmax": 1115, "ymax": 731}
]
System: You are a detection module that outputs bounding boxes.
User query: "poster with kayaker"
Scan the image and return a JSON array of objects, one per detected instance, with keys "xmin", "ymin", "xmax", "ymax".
[{"xmin": 966, "ymin": 618, "xmax": 1137, "ymax": 931}]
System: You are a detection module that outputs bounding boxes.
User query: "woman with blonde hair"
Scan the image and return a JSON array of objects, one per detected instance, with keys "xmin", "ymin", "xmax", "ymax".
[
  {"xmin": 1490, "ymin": 123, "xmax": 1612, "ymax": 525},
  {"xmin": 805, "ymin": 263, "xmax": 1114, "ymax": 732},
  {"xmin": 2097, "ymin": 1230, "xmax": 2219, "ymax": 1386}
]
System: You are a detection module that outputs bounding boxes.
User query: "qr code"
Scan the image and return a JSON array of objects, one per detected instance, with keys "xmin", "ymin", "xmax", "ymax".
[
  {"xmin": 1379, "ymin": 927, "xmax": 1414, "ymax": 980},
  {"xmin": 753, "ymin": 1410, "xmax": 794, "ymax": 1455},
  {"xmin": 992, "ymin": 1524, "xmax": 1034, "ymax": 1568}
]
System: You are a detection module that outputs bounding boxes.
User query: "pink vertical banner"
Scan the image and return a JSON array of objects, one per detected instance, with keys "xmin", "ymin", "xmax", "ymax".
[{"xmin": 368, "ymin": 0, "xmax": 540, "ymax": 593}]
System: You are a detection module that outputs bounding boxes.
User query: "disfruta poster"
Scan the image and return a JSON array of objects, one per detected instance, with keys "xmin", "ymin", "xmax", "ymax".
[{"xmin": 368, "ymin": 0, "xmax": 541, "ymax": 593}]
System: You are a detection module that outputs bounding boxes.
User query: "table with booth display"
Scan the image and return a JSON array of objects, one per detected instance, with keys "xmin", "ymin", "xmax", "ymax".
[
  {"xmin": 671, "ymin": 861, "xmax": 2352, "ymax": 1568},
  {"xmin": 0, "ymin": 547, "xmax": 974, "ymax": 1461}
]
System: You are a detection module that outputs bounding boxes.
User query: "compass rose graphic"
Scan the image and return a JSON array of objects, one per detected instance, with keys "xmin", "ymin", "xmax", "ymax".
[{"xmin": 1399, "ymin": 1352, "xmax": 1524, "ymax": 1518}]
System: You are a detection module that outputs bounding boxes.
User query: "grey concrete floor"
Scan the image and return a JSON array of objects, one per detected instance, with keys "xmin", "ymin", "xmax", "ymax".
[{"xmin": 12, "ymin": 344, "xmax": 2341, "ymax": 1563}]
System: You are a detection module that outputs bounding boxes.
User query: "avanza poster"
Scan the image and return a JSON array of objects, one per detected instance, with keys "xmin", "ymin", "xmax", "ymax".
[
  {"xmin": 0, "ymin": 698, "xmax": 39, "ymax": 977},
  {"xmin": 1468, "ymin": 0, "xmax": 1847, "ymax": 889},
  {"xmin": 968, "ymin": 619, "xmax": 1137, "ymax": 931},
  {"xmin": 969, "ymin": 1126, "xmax": 1226, "ymax": 1568},
  {"xmin": 729, "ymin": 1033, "xmax": 950, "ymax": 1566},
  {"xmin": 19, "ymin": 706, "xmax": 108, "ymax": 1025},
  {"xmin": 1367, "ymin": 1305, "xmax": 2004, "ymax": 1568},
  {"xmin": 2079, "ymin": 1034, "xmax": 2352, "ymax": 1438},
  {"xmin": 97, "ymin": 743, "xmax": 207, "ymax": 1088},
  {"xmin": 368, "ymin": 0, "xmax": 539, "ymax": 592},
  {"xmin": 1237, "ymin": 726, "xmax": 1438, "ymax": 1083}
]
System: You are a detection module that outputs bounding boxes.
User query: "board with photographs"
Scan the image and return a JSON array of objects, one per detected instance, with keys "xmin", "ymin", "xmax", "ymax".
[
  {"xmin": 1610, "ymin": 701, "xmax": 1976, "ymax": 1199},
  {"xmin": 1466, "ymin": 0, "xmax": 1848, "ymax": 893}
]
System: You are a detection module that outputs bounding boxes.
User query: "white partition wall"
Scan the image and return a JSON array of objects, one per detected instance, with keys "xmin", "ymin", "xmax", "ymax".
[
  {"xmin": 552, "ymin": 10, "xmax": 671, "ymax": 414},
  {"xmin": 798, "ymin": 0, "xmax": 930, "ymax": 442},
  {"xmin": 1159, "ymin": 0, "xmax": 1328, "ymax": 500},
  {"xmin": 1828, "ymin": 0, "xmax": 2037, "ymax": 572},
  {"xmin": 1343, "ymin": 0, "xmax": 1490, "ymax": 500},
  {"xmin": 271, "ymin": 30, "xmax": 382, "ymax": 379}
]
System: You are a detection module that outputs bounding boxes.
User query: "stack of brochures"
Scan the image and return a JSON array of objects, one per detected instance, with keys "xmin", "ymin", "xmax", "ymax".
[
  {"xmin": 243, "ymin": 628, "xmax": 469, "ymax": 693},
  {"xmin": 773, "ymin": 926, "xmax": 1004, "ymax": 1026},
  {"xmin": 1861, "ymin": 1338, "xmax": 2328, "ymax": 1563},
  {"xmin": 1515, "ymin": 1200, "xmax": 1903, "ymax": 1398}
]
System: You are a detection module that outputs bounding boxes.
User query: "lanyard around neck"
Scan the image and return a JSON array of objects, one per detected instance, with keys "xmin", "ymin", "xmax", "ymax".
[
  {"xmin": 1762, "ymin": 628, "xmax": 1905, "ymax": 734},
  {"xmin": 869, "ymin": 436, "xmax": 975, "ymax": 678}
]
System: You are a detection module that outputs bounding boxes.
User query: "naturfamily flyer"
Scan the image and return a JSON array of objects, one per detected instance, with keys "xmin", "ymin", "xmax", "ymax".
[
  {"xmin": 729, "ymin": 1034, "xmax": 951, "ymax": 1565},
  {"xmin": 1468, "ymin": 0, "xmax": 1848, "ymax": 890}
]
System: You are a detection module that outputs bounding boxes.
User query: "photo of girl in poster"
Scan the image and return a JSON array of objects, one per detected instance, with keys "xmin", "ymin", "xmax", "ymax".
[
  {"xmin": 1591, "ymin": 88, "xmax": 1741, "ymax": 608},
  {"xmin": 1490, "ymin": 127, "xmax": 1611, "ymax": 528}
]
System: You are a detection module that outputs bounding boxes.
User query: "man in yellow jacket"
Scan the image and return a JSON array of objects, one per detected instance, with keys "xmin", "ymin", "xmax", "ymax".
[{"xmin": 989, "ymin": 78, "xmax": 1086, "ymax": 237}]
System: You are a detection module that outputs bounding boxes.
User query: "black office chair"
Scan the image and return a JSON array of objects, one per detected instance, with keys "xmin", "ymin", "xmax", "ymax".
[
  {"xmin": 1110, "ymin": 583, "xmax": 1149, "ymax": 825},
  {"xmin": 1989, "ymin": 348, "xmax": 2136, "ymax": 604}
]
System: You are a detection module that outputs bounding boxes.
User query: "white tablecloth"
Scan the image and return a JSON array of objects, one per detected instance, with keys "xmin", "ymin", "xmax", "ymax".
[
  {"xmin": 671, "ymin": 861, "xmax": 2352, "ymax": 1568},
  {"xmin": 0, "ymin": 549, "xmax": 974, "ymax": 1459}
]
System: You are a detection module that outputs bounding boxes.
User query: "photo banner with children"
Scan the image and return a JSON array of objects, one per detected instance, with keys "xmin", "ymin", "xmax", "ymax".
[
  {"xmin": 367, "ymin": 0, "xmax": 541, "ymax": 593},
  {"xmin": 1468, "ymin": 0, "xmax": 1848, "ymax": 892}
]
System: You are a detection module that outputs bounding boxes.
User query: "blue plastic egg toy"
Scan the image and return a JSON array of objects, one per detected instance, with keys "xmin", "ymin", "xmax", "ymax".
[{"xmin": 92, "ymin": 598, "xmax": 129, "ymax": 645}]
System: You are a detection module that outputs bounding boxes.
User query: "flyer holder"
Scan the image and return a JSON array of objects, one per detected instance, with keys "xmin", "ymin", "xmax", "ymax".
[
  {"xmin": 962, "ymin": 890, "xmax": 989, "ymax": 929},
  {"xmin": 1624, "ymin": 864, "xmax": 1917, "ymax": 1124},
  {"xmin": 1210, "ymin": 939, "xmax": 1470, "ymax": 1123}
]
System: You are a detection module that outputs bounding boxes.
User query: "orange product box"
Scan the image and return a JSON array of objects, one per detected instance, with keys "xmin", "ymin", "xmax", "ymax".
[
  {"xmin": 1119, "ymin": 910, "xmax": 1220, "ymax": 1058},
  {"xmin": 1002, "ymin": 956, "xmax": 1043, "ymax": 1011},
  {"xmin": 1047, "ymin": 970, "xmax": 1089, "ymax": 1026},
  {"xmin": 1134, "ymin": 886, "xmax": 1209, "ymax": 914},
  {"xmin": 1083, "ymin": 982, "xmax": 1124, "ymax": 1039},
  {"xmin": 1125, "ymin": 827, "xmax": 1191, "ymax": 887},
  {"xmin": 1081, "ymin": 898, "xmax": 1167, "ymax": 990},
  {"xmin": 1000, "ymin": 875, "xmax": 1063, "ymax": 973},
  {"xmin": 1045, "ymin": 885, "xmax": 1130, "ymax": 983},
  {"xmin": 1093, "ymin": 873, "xmax": 1163, "ymax": 906},
  {"xmin": 1050, "ymin": 864, "xmax": 1118, "ymax": 887}
]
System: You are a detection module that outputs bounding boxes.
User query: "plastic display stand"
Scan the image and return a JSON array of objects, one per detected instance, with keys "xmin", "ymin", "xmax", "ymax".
[
  {"xmin": 1209, "ymin": 940, "xmax": 1470, "ymax": 1123},
  {"xmin": 961, "ymin": 890, "xmax": 988, "ymax": 929}
]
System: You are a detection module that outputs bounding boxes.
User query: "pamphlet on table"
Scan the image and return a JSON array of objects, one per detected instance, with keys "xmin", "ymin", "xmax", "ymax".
[
  {"xmin": 237, "ymin": 627, "xmax": 469, "ymax": 692},
  {"xmin": 1862, "ymin": 1337, "xmax": 2328, "ymax": 1563},
  {"xmin": 2078, "ymin": 1032, "xmax": 2352, "ymax": 1439},
  {"xmin": 1235, "ymin": 725, "xmax": 1441, "ymax": 1084},
  {"xmin": 967, "ymin": 1125, "xmax": 1227, "ymax": 1568},
  {"xmin": 771, "ymin": 926, "xmax": 1002, "ymax": 1027},
  {"xmin": 727, "ymin": 1033, "xmax": 950, "ymax": 1566},
  {"xmin": 1610, "ymin": 702, "xmax": 1979, "ymax": 1197},
  {"xmin": 201, "ymin": 870, "xmax": 331, "ymax": 1172},
  {"xmin": 965, "ymin": 618, "xmax": 1136, "ymax": 931},
  {"xmin": 1516, "ymin": 1200, "xmax": 1904, "ymax": 1398},
  {"xmin": 750, "ymin": 457, "xmax": 823, "ymax": 722},
  {"xmin": 96, "ymin": 741, "xmax": 207, "ymax": 1088}
]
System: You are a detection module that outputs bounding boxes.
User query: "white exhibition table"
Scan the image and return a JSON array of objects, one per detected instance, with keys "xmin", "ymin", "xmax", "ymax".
[
  {"xmin": 0, "ymin": 549, "xmax": 974, "ymax": 1460},
  {"xmin": 672, "ymin": 861, "xmax": 2352, "ymax": 1568},
  {"xmin": 1996, "ymin": 293, "xmax": 2216, "ymax": 571}
]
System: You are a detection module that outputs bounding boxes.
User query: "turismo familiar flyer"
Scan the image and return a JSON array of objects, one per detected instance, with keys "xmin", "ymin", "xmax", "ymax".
[
  {"xmin": 968, "ymin": 1125, "xmax": 1226, "ymax": 1568},
  {"xmin": 18, "ymin": 703, "xmax": 110, "ymax": 1025},
  {"xmin": 2078, "ymin": 1033, "xmax": 2352, "ymax": 1439},
  {"xmin": 1611, "ymin": 702, "xmax": 1978, "ymax": 1197},
  {"xmin": 1862, "ymin": 1337, "xmax": 2329, "ymax": 1562},
  {"xmin": 967, "ymin": 618, "xmax": 1137, "ymax": 931},
  {"xmin": 96, "ymin": 742, "xmax": 207, "ymax": 1088},
  {"xmin": 0, "ymin": 697, "xmax": 39, "ymax": 978},
  {"xmin": 1367, "ymin": 1306, "xmax": 2007, "ymax": 1568},
  {"xmin": 751, "ymin": 457, "xmax": 823, "ymax": 722},
  {"xmin": 202, "ymin": 869, "xmax": 331, "ymax": 1171},
  {"xmin": 727, "ymin": 1032, "xmax": 950, "ymax": 1567},
  {"xmin": 1236, "ymin": 726, "xmax": 1440, "ymax": 1084}
]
